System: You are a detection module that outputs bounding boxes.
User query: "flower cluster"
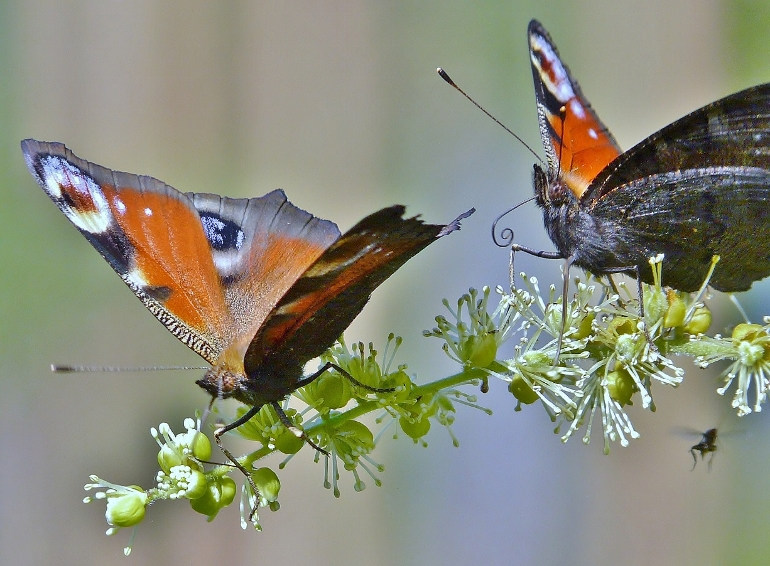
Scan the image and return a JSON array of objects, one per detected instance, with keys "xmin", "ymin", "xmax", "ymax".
[
  {"xmin": 428, "ymin": 255, "xmax": 769, "ymax": 453},
  {"xmin": 84, "ymin": 253, "xmax": 770, "ymax": 551},
  {"xmin": 84, "ymin": 418, "xmax": 282, "ymax": 553},
  {"xmin": 85, "ymin": 336, "xmax": 487, "ymax": 550}
]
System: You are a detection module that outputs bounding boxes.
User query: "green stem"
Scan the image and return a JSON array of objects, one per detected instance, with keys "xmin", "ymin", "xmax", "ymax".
[
  {"xmin": 229, "ymin": 367, "xmax": 486, "ymax": 465},
  {"xmin": 310, "ymin": 367, "xmax": 485, "ymax": 433}
]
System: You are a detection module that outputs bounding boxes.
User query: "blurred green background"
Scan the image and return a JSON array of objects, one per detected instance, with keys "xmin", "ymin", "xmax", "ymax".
[{"xmin": 2, "ymin": 1, "xmax": 770, "ymax": 564}]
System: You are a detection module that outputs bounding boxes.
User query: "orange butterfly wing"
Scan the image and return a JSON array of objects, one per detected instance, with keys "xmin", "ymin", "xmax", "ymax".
[
  {"xmin": 22, "ymin": 140, "xmax": 340, "ymax": 368},
  {"xmin": 528, "ymin": 20, "xmax": 621, "ymax": 198}
]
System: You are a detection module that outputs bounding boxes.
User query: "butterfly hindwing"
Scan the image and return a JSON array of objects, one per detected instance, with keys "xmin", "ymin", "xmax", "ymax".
[
  {"xmin": 580, "ymin": 84, "xmax": 770, "ymax": 291},
  {"xmin": 244, "ymin": 207, "xmax": 474, "ymax": 374},
  {"xmin": 186, "ymin": 190, "xmax": 340, "ymax": 355}
]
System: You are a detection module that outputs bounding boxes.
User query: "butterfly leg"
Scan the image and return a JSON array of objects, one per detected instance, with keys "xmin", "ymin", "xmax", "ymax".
[
  {"xmin": 507, "ymin": 244, "xmax": 564, "ymax": 287},
  {"xmin": 707, "ymin": 449, "xmax": 717, "ymax": 472},
  {"xmin": 296, "ymin": 361, "xmax": 396, "ymax": 393},
  {"xmin": 509, "ymin": 242, "xmax": 564, "ymax": 260},
  {"xmin": 605, "ymin": 275, "xmax": 623, "ymax": 305},
  {"xmin": 504, "ymin": 244, "xmax": 569, "ymax": 362},
  {"xmin": 633, "ymin": 269, "xmax": 659, "ymax": 354},
  {"xmin": 554, "ymin": 257, "xmax": 574, "ymax": 361},
  {"xmin": 268, "ymin": 400, "xmax": 329, "ymax": 456},
  {"xmin": 213, "ymin": 403, "xmax": 264, "ymax": 521}
]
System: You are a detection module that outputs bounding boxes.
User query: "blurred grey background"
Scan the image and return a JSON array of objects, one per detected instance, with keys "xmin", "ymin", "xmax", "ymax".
[{"xmin": 2, "ymin": 1, "xmax": 770, "ymax": 564}]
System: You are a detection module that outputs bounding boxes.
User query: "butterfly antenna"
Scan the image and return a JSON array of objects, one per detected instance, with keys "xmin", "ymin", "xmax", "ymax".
[
  {"xmin": 437, "ymin": 68, "xmax": 544, "ymax": 165},
  {"xmin": 52, "ymin": 364, "xmax": 209, "ymax": 373}
]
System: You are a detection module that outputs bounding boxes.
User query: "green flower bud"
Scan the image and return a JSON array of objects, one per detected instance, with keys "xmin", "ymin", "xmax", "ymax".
[
  {"xmin": 606, "ymin": 368, "xmax": 636, "ymax": 407},
  {"xmin": 157, "ymin": 445, "xmax": 182, "ymax": 473},
  {"xmin": 105, "ymin": 489, "xmax": 147, "ymax": 528},
  {"xmin": 183, "ymin": 469, "xmax": 208, "ymax": 500},
  {"xmin": 460, "ymin": 334, "xmax": 498, "ymax": 368},
  {"xmin": 663, "ymin": 290, "xmax": 686, "ymax": 328},
  {"xmin": 644, "ymin": 286, "xmax": 668, "ymax": 324},
  {"xmin": 508, "ymin": 374, "xmax": 538, "ymax": 405},
  {"xmin": 399, "ymin": 415, "xmax": 431, "ymax": 439},
  {"xmin": 191, "ymin": 431, "xmax": 212, "ymax": 461},
  {"xmin": 683, "ymin": 306, "xmax": 711, "ymax": 335},
  {"xmin": 312, "ymin": 373, "xmax": 352, "ymax": 409},
  {"xmin": 522, "ymin": 350, "xmax": 552, "ymax": 368},
  {"xmin": 274, "ymin": 429, "xmax": 304, "ymax": 454},
  {"xmin": 251, "ymin": 467, "xmax": 281, "ymax": 504},
  {"xmin": 190, "ymin": 476, "xmax": 237, "ymax": 519},
  {"xmin": 338, "ymin": 419, "xmax": 374, "ymax": 444},
  {"xmin": 732, "ymin": 323, "xmax": 764, "ymax": 343},
  {"xmin": 572, "ymin": 312, "xmax": 595, "ymax": 339}
]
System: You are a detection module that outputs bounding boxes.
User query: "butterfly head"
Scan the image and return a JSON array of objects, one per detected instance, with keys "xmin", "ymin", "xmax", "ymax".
[
  {"xmin": 533, "ymin": 163, "xmax": 584, "ymax": 260},
  {"xmin": 533, "ymin": 162, "xmax": 574, "ymax": 210},
  {"xmin": 195, "ymin": 347, "xmax": 300, "ymax": 408}
]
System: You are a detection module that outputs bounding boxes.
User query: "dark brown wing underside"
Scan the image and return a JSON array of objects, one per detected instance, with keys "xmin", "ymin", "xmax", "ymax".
[
  {"xmin": 583, "ymin": 167, "xmax": 770, "ymax": 291},
  {"xmin": 244, "ymin": 207, "xmax": 472, "ymax": 375},
  {"xmin": 588, "ymin": 83, "xmax": 770, "ymax": 201},
  {"xmin": 574, "ymin": 83, "xmax": 770, "ymax": 291}
]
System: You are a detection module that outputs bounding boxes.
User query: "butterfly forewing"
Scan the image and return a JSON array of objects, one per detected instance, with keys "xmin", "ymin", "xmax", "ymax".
[
  {"xmin": 23, "ymin": 140, "xmax": 231, "ymax": 362},
  {"xmin": 528, "ymin": 19, "xmax": 621, "ymax": 198},
  {"xmin": 22, "ymin": 140, "xmax": 342, "ymax": 364}
]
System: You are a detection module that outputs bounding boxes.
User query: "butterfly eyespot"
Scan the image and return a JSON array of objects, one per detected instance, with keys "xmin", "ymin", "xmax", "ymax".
[
  {"xmin": 199, "ymin": 213, "xmax": 245, "ymax": 252},
  {"xmin": 38, "ymin": 155, "xmax": 113, "ymax": 234}
]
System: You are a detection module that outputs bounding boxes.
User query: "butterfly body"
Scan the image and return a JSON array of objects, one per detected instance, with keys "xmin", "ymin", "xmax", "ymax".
[
  {"xmin": 23, "ymin": 139, "xmax": 472, "ymax": 410},
  {"xmin": 528, "ymin": 20, "xmax": 770, "ymax": 292}
]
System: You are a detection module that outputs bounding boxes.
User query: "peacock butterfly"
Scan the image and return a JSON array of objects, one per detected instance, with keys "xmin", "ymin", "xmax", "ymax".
[
  {"xmin": 509, "ymin": 20, "xmax": 770, "ymax": 293},
  {"xmin": 22, "ymin": 139, "xmax": 473, "ymax": 459}
]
